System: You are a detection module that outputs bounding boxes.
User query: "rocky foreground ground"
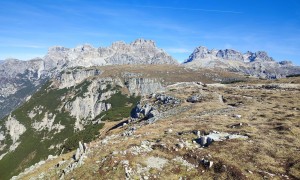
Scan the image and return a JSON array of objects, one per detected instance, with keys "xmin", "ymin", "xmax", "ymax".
[{"xmin": 14, "ymin": 77, "xmax": 300, "ymax": 180}]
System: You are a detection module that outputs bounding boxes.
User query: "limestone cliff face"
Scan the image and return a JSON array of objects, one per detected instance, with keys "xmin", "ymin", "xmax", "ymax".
[
  {"xmin": 63, "ymin": 77, "xmax": 123, "ymax": 130},
  {"xmin": 125, "ymin": 78, "xmax": 165, "ymax": 96},
  {"xmin": 56, "ymin": 68, "xmax": 101, "ymax": 89}
]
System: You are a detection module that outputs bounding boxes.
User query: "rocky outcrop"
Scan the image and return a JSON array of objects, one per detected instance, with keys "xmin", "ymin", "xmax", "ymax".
[
  {"xmin": 131, "ymin": 93, "xmax": 181, "ymax": 123},
  {"xmin": 195, "ymin": 131, "xmax": 248, "ymax": 147}
]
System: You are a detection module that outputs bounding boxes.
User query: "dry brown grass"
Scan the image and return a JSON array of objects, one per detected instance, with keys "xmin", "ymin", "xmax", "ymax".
[
  {"xmin": 20, "ymin": 72, "xmax": 300, "ymax": 179},
  {"xmin": 95, "ymin": 64, "xmax": 248, "ymax": 84}
]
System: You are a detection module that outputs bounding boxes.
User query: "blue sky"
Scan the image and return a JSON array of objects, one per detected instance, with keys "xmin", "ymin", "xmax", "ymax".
[{"xmin": 0, "ymin": 0, "xmax": 299, "ymax": 64}]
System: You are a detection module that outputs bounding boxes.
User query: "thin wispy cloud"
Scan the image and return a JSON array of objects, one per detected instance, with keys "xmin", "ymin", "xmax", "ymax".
[{"xmin": 133, "ymin": 5, "xmax": 243, "ymax": 14}]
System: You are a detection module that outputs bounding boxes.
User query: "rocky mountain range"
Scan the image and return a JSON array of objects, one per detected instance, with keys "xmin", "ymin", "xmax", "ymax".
[
  {"xmin": 183, "ymin": 46, "xmax": 300, "ymax": 79},
  {"xmin": 0, "ymin": 39, "xmax": 177, "ymax": 119},
  {"xmin": 44, "ymin": 39, "xmax": 177, "ymax": 71},
  {"xmin": 1, "ymin": 39, "xmax": 300, "ymax": 121}
]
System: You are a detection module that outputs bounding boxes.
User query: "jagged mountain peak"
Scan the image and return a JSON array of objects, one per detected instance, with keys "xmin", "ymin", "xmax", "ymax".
[
  {"xmin": 194, "ymin": 46, "xmax": 209, "ymax": 54},
  {"xmin": 184, "ymin": 46, "xmax": 209, "ymax": 63},
  {"xmin": 130, "ymin": 38, "xmax": 156, "ymax": 47}
]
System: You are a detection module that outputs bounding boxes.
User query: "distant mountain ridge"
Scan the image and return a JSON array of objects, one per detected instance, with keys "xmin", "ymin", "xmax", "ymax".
[
  {"xmin": 184, "ymin": 46, "xmax": 288, "ymax": 64},
  {"xmin": 44, "ymin": 38, "xmax": 177, "ymax": 71},
  {"xmin": 183, "ymin": 46, "xmax": 299, "ymax": 79}
]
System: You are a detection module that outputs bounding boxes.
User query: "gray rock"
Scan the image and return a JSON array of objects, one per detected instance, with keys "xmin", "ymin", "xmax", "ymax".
[
  {"xmin": 79, "ymin": 141, "xmax": 84, "ymax": 153},
  {"xmin": 187, "ymin": 95, "xmax": 202, "ymax": 103},
  {"xmin": 200, "ymin": 136, "xmax": 207, "ymax": 147},
  {"xmin": 233, "ymin": 114, "xmax": 242, "ymax": 119},
  {"xmin": 201, "ymin": 159, "xmax": 213, "ymax": 169},
  {"xmin": 196, "ymin": 131, "xmax": 201, "ymax": 138},
  {"xmin": 167, "ymin": 129, "xmax": 173, "ymax": 133},
  {"xmin": 207, "ymin": 137, "xmax": 213, "ymax": 146},
  {"xmin": 74, "ymin": 148, "xmax": 80, "ymax": 161},
  {"xmin": 83, "ymin": 143, "xmax": 87, "ymax": 152},
  {"xmin": 208, "ymin": 161, "xmax": 214, "ymax": 168},
  {"xmin": 177, "ymin": 143, "xmax": 184, "ymax": 149}
]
